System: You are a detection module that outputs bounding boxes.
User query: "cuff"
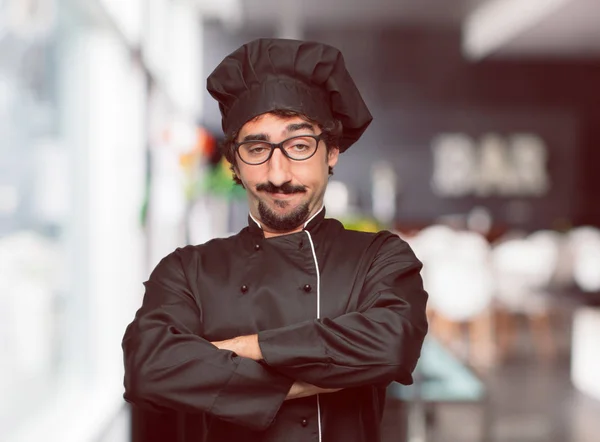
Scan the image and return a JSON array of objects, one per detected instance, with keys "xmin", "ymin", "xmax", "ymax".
[
  {"xmin": 209, "ymin": 357, "xmax": 293, "ymax": 430},
  {"xmin": 258, "ymin": 321, "xmax": 326, "ymax": 368}
]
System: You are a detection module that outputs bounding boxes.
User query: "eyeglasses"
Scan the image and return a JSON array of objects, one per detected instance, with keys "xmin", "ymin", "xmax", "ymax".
[{"xmin": 235, "ymin": 134, "xmax": 323, "ymax": 165}]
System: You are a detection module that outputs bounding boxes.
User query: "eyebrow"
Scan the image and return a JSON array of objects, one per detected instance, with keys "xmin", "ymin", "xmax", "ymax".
[
  {"xmin": 239, "ymin": 122, "xmax": 316, "ymax": 143},
  {"xmin": 285, "ymin": 122, "xmax": 316, "ymax": 134},
  {"xmin": 241, "ymin": 133, "xmax": 270, "ymax": 142}
]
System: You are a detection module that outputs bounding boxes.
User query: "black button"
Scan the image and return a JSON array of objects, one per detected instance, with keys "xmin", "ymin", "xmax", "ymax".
[
  {"xmin": 301, "ymin": 418, "xmax": 308, "ymax": 427},
  {"xmin": 303, "ymin": 284, "xmax": 312, "ymax": 293},
  {"xmin": 254, "ymin": 244, "xmax": 261, "ymax": 251},
  {"xmin": 240, "ymin": 285, "xmax": 249, "ymax": 293}
]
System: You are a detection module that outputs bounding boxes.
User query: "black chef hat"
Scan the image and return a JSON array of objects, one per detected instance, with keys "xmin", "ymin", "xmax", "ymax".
[{"xmin": 206, "ymin": 38, "xmax": 372, "ymax": 152}]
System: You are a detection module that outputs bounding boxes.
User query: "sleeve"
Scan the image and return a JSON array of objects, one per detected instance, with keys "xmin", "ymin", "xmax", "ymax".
[
  {"xmin": 122, "ymin": 248, "xmax": 294, "ymax": 431},
  {"xmin": 257, "ymin": 234, "xmax": 428, "ymax": 389}
]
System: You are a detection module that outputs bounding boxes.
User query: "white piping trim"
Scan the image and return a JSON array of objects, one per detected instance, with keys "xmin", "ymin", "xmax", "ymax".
[
  {"xmin": 248, "ymin": 212, "xmax": 262, "ymax": 229},
  {"xmin": 317, "ymin": 394, "xmax": 322, "ymax": 442},
  {"xmin": 304, "ymin": 205, "xmax": 325, "ymax": 229},
  {"xmin": 304, "ymin": 230, "xmax": 322, "ymax": 442}
]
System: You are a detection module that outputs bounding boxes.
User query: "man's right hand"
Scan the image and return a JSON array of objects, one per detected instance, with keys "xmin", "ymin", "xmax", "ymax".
[{"xmin": 285, "ymin": 381, "xmax": 343, "ymax": 401}]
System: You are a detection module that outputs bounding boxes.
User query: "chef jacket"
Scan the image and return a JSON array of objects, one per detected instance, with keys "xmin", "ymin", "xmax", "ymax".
[{"xmin": 122, "ymin": 207, "xmax": 428, "ymax": 442}]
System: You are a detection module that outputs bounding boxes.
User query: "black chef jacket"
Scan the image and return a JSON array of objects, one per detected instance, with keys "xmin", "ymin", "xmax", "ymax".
[{"xmin": 122, "ymin": 207, "xmax": 428, "ymax": 442}]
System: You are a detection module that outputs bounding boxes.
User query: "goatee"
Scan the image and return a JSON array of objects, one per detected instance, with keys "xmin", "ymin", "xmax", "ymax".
[{"xmin": 258, "ymin": 200, "xmax": 310, "ymax": 232}]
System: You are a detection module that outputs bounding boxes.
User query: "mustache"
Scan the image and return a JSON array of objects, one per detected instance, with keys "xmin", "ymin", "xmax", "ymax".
[{"xmin": 256, "ymin": 182, "xmax": 307, "ymax": 194}]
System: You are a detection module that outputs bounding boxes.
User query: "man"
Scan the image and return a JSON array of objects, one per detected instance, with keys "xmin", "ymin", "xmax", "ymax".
[{"xmin": 122, "ymin": 38, "xmax": 428, "ymax": 442}]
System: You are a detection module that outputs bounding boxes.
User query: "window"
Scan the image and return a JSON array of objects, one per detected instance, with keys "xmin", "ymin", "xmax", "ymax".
[
  {"xmin": 0, "ymin": 1, "xmax": 69, "ymax": 434},
  {"xmin": 2, "ymin": 1, "xmax": 147, "ymax": 440}
]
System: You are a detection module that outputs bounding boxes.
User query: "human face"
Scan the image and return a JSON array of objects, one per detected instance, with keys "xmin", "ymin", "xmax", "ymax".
[{"xmin": 233, "ymin": 113, "xmax": 339, "ymax": 237}]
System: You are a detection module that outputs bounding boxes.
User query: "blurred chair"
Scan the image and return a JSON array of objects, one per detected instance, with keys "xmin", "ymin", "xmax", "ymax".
[
  {"xmin": 528, "ymin": 229, "xmax": 574, "ymax": 289},
  {"xmin": 568, "ymin": 225, "xmax": 600, "ymax": 247},
  {"xmin": 413, "ymin": 228, "xmax": 496, "ymax": 369},
  {"xmin": 568, "ymin": 226, "xmax": 600, "ymax": 293},
  {"xmin": 491, "ymin": 233, "xmax": 560, "ymax": 362},
  {"xmin": 407, "ymin": 224, "xmax": 457, "ymax": 265}
]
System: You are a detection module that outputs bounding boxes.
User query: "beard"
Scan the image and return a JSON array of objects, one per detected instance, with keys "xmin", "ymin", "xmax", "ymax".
[
  {"xmin": 258, "ymin": 200, "xmax": 311, "ymax": 232},
  {"xmin": 255, "ymin": 182, "xmax": 310, "ymax": 232}
]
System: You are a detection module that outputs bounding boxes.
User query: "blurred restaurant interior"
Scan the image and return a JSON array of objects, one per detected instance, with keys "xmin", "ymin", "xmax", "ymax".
[{"xmin": 2, "ymin": 0, "xmax": 600, "ymax": 441}]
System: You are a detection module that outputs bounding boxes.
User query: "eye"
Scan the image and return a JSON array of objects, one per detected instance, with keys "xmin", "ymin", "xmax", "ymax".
[
  {"xmin": 249, "ymin": 146, "xmax": 267, "ymax": 154},
  {"xmin": 244, "ymin": 143, "xmax": 271, "ymax": 156},
  {"xmin": 290, "ymin": 143, "xmax": 310, "ymax": 152},
  {"xmin": 284, "ymin": 136, "xmax": 316, "ymax": 154}
]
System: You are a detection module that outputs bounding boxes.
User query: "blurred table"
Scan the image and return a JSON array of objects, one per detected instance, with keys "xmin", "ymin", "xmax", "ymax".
[
  {"xmin": 542, "ymin": 287, "xmax": 600, "ymax": 403},
  {"xmin": 564, "ymin": 289, "xmax": 600, "ymax": 402},
  {"xmin": 387, "ymin": 337, "xmax": 492, "ymax": 442}
]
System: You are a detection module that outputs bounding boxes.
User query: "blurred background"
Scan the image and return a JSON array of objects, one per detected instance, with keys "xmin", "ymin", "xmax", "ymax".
[{"xmin": 2, "ymin": 0, "xmax": 600, "ymax": 441}]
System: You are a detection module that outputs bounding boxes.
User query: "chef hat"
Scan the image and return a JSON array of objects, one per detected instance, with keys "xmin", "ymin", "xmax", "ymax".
[{"xmin": 206, "ymin": 38, "xmax": 372, "ymax": 152}]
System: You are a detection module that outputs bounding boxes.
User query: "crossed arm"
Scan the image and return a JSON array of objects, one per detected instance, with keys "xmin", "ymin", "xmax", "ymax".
[
  {"xmin": 210, "ymin": 336, "xmax": 343, "ymax": 399},
  {"xmin": 211, "ymin": 334, "xmax": 343, "ymax": 399},
  {"xmin": 122, "ymin": 237, "xmax": 428, "ymax": 430}
]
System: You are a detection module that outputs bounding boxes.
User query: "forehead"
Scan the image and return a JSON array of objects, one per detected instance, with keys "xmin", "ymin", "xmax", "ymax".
[{"xmin": 237, "ymin": 113, "xmax": 316, "ymax": 138}]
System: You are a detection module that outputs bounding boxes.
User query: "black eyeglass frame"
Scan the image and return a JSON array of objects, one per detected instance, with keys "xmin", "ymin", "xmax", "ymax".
[{"xmin": 234, "ymin": 134, "xmax": 324, "ymax": 165}]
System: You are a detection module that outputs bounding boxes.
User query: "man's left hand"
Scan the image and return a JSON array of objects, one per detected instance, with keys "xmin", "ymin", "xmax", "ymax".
[{"xmin": 211, "ymin": 334, "xmax": 263, "ymax": 361}]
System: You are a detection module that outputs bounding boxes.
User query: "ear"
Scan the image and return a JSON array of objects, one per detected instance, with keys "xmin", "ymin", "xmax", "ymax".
[
  {"xmin": 230, "ymin": 161, "xmax": 242, "ymax": 181},
  {"xmin": 327, "ymin": 147, "xmax": 340, "ymax": 168}
]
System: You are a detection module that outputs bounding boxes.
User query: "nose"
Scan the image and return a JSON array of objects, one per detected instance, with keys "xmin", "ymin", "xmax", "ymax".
[{"xmin": 266, "ymin": 147, "xmax": 293, "ymax": 187}]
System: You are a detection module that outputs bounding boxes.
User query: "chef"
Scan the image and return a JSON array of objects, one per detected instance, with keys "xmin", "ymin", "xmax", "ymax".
[{"xmin": 122, "ymin": 38, "xmax": 428, "ymax": 442}]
